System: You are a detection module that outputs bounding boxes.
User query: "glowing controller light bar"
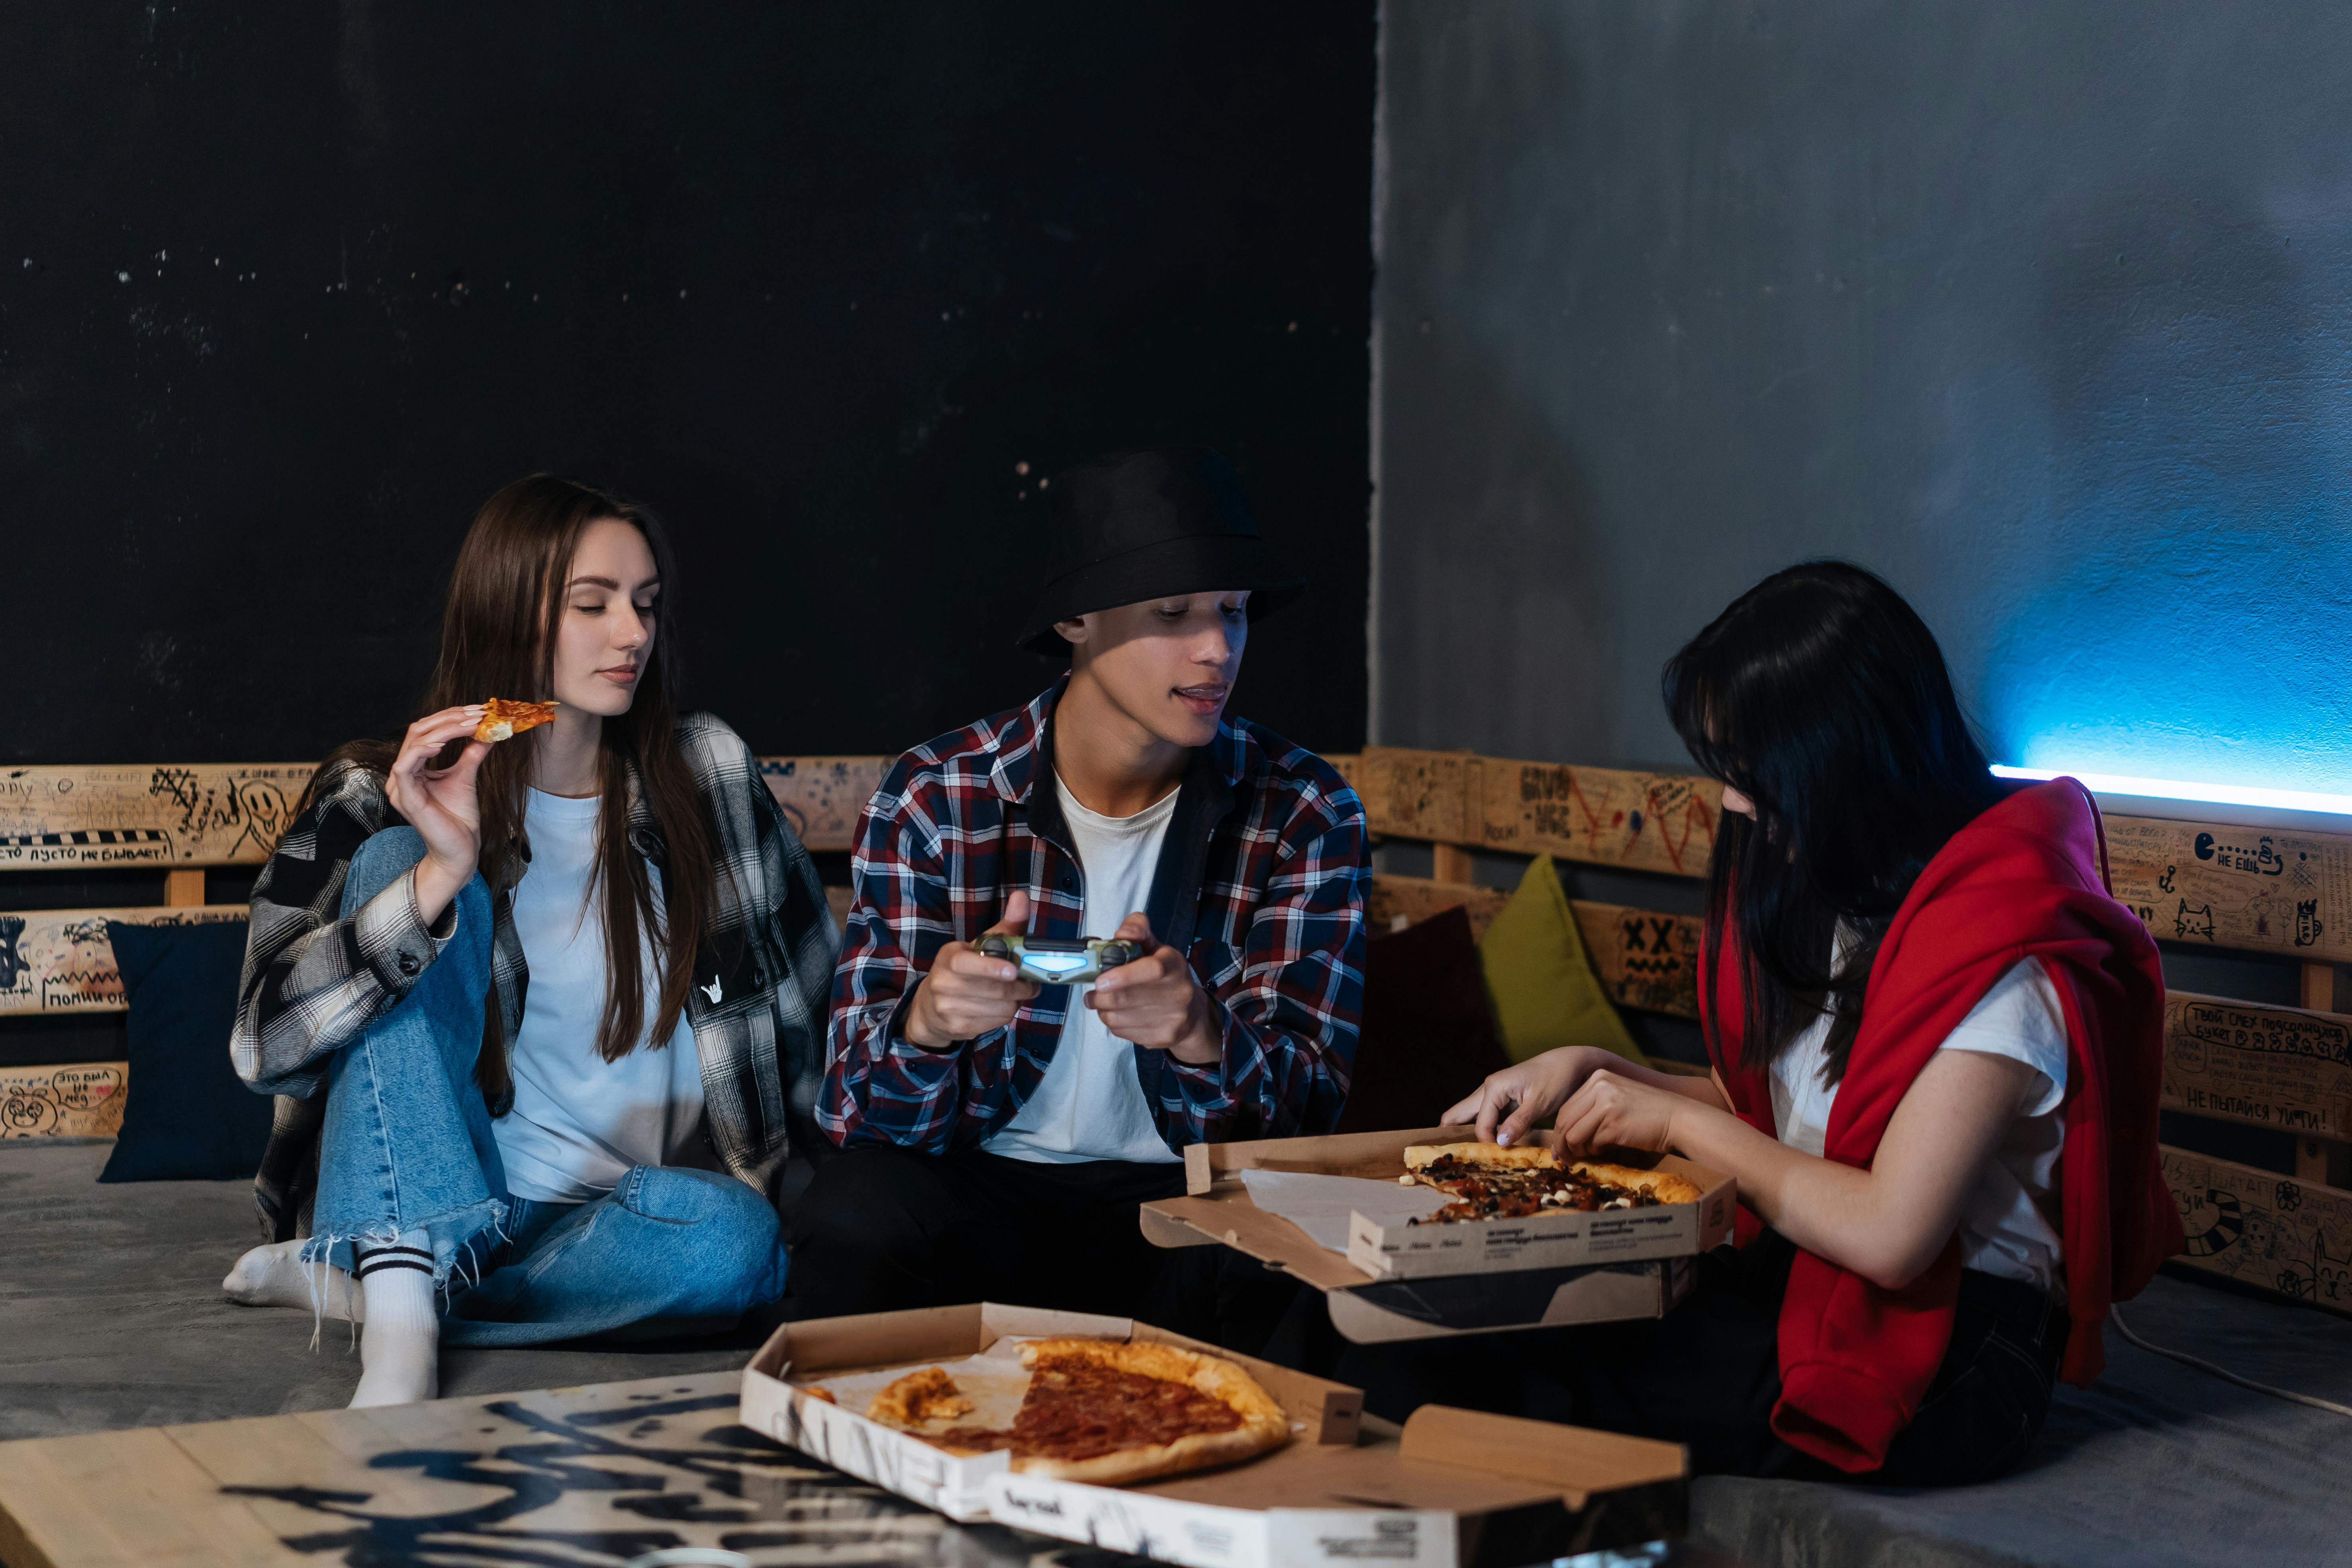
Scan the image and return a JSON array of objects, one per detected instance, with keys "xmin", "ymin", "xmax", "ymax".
[{"xmin": 1990, "ymin": 765, "xmax": 2352, "ymax": 818}]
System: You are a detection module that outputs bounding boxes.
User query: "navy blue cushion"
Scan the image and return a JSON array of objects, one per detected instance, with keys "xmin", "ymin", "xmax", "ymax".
[{"xmin": 96, "ymin": 918, "xmax": 273, "ymax": 1182}]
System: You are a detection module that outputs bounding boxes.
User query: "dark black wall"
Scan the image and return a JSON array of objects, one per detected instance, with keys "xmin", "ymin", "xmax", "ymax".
[{"xmin": 4, "ymin": 3, "xmax": 1373, "ymax": 766}]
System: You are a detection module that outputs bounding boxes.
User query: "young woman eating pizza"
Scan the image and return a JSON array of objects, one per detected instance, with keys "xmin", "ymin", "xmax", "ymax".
[
  {"xmin": 1340, "ymin": 562, "xmax": 2180, "ymax": 1483},
  {"xmin": 219, "ymin": 475, "xmax": 837, "ymax": 1407}
]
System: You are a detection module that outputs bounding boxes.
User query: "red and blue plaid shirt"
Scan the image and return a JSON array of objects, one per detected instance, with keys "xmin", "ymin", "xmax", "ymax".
[{"xmin": 820, "ymin": 681, "xmax": 1367, "ymax": 1155}]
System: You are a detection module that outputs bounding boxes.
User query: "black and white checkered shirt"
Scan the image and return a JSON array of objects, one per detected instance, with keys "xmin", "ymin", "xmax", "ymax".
[{"xmin": 235, "ymin": 713, "xmax": 838, "ymax": 1239}]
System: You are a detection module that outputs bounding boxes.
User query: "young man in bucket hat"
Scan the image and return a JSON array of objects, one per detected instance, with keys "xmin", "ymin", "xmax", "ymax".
[{"xmin": 787, "ymin": 447, "xmax": 1367, "ymax": 1327}]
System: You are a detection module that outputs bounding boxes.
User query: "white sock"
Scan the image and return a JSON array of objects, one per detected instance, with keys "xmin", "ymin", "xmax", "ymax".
[
  {"xmin": 350, "ymin": 1240, "xmax": 439, "ymax": 1408},
  {"xmin": 222, "ymin": 1239, "xmax": 363, "ymax": 1321}
]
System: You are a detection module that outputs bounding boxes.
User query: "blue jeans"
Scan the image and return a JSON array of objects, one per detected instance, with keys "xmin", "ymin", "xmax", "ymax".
[{"xmin": 302, "ymin": 826, "xmax": 788, "ymax": 1346}]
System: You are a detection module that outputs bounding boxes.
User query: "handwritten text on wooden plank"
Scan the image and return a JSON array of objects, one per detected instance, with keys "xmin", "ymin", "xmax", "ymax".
[
  {"xmin": 2163, "ymin": 992, "xmax": 2352, "ymax": 1140},
  {"xmin": 0, "ymin": 758, "xmax": 892, "ymax": 867},
  {"xmin": 0, "ymin": 1061, "xmax": 126, "ymax": 1139}
]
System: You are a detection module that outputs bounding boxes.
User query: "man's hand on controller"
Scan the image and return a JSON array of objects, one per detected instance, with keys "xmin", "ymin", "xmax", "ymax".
[
  {"xmin": 904, "ymin": 892, "xmax": 1042, "ymax": 1049},
  {"xmin": 1088, "ymin": 913, "xmax": 1220, "ymax": 1065}
]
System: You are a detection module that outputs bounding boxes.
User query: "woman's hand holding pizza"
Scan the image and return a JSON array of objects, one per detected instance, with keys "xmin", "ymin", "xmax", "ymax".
[
  {"xmin": 904, "ymin": 893, "xmax": 1043, "ymax": 1050},
  {"xmin": 1551, "ymin": 1069, "xmax": 1684, "ymax": 1157},
  {"xmin": 386, "ymin": 705, "xmax": 492, "ymax": 927},
  {"xmin": 1444, "ymin": 1046, "xmax": 1623, "ymax": 1147},
  {"xmin": 1088, "ymin": 914, "xmax": 1220, "ymax": 1065}
]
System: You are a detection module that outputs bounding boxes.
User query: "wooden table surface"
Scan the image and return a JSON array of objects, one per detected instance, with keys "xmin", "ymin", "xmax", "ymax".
[
  {"xmin": 0, "ymin": 1371, "xmax": 1723, "ymax": 1568},
  {"xmin": 0, "ymin": 1370, "xmax": 1046, "ymax": 1568}
]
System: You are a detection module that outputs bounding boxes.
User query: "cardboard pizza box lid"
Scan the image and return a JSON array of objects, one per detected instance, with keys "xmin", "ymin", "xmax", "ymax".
[{"xmin": 1116, "ymin": 1404, "xmax": 1684, "ymax": 1515}]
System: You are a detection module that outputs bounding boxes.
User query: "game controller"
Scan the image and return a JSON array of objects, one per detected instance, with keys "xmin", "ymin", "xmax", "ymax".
[{"xmin": 974, "ymin": 933, "xmax": 1141, "ymax": 985}]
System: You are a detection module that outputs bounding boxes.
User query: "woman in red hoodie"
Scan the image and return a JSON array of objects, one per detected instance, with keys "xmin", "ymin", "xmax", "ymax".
[{"xmin": 1368, "ymin": 562, "xmax": 2178, "ymax": 1483}]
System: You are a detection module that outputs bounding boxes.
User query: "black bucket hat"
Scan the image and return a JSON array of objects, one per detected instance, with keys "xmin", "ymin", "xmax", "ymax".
[{"xmin": 1015, "ymin": 447, "xmax": 1307, "ymax": 657}]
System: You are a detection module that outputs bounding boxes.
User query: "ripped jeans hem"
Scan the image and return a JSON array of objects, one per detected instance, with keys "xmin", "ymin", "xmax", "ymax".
[{"xmin": 300, "ymin": 1195, "xmax": 512, "ymax": 1301}]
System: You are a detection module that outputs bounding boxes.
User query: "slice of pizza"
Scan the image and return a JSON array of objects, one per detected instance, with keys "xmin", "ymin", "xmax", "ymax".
[
  {"xmin": 1569, "ymin": 1159, "xmax": 1706, "ymax": 1206},
  {"xmin": 474, "ymin": 698, "xmax": 558, "ymax": 743},
  {"xmin": 879, "ymin": 1338, "xmax": 1291, "ymax": 1485},
  {"xmin": 867, "ymin": 1366, "xmax": 974, "ymax": 1425}
]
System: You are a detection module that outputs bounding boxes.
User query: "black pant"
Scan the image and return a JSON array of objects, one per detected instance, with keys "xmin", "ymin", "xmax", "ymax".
[
  {"xmin": 783, "ymin": 1145, "xmax": 1299, "ymax": 1351},
  {"xmin": 1276, "ymin": 1230, "xmax": 2068, "ymax": 1485}
]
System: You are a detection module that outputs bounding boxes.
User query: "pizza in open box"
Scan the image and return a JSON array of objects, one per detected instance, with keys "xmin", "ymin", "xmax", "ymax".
[
  {"xmin": 1402, "ymin": 1140, "xmax": 1702, "ymax": 1223},
  {"xmin": 862, "ymin": 1338, "xmax": 1290, "ymax": 1485}
]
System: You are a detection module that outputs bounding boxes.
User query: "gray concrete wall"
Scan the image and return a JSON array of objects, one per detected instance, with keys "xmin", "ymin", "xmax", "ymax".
[{"xmin": 1373, "ymin": 1, "xmax": 2352, "ymax": 793}]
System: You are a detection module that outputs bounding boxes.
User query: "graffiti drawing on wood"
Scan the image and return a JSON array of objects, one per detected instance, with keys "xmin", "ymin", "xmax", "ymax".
[
  {"xmin": 0, "ymin": 763, "xmax": 313, "ymax": 869},
  {"xmin": 1356, "ymin": 748, "xmax": 1721, "ymax": 879},
  {"xmin": 2163, "ymin": 1147, "xmax": 2352, "ymax": 1314},
  {"xmin": 0, "ymin": 906, "xmax": 247, "ymax": 1018},
  {"xmin": 0, "ymin": 1062, "xmax": 126, "ymax": 1139},
  {"xmin": 1586, "ymin": 905, "xmax": 1703, "ymax": 1019},
  {"xmin": 2107, "ymin": 816, "xmax": 2352, "ymax": 962},
  {"xmin": 758, "ymin": 756, "xmax": 891, "ymax": 855}
]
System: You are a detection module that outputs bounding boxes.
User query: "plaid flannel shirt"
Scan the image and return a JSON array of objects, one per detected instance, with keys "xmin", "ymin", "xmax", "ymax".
[
  {"xmin": 820, "ymin": 682, "xmax": 1367, "ymax": 1155},
  {"xmin": 234, "ymin": 713, "xmax": 838, "ymax": 1239}
]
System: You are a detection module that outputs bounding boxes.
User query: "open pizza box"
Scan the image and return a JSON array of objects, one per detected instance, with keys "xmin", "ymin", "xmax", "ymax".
[
  {"xmin": 1139, "ymin": 1126, "xmax": 1736, "ymax": 1341},
  {"xmin": 739, "ymin": 1302, "xmax": 1687, "ymax": 1568}
]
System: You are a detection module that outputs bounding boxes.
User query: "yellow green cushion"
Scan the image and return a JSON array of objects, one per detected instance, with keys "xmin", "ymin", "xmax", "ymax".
[{"xmin": 1477, "ymin": 855, "xmax": 1645, "ymax": 1066}]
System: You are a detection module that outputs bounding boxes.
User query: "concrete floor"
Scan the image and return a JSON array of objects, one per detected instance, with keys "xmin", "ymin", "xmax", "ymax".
[{"xmin": 0, "ymin": 1139, "xmax": 758, "ymax": 1439}]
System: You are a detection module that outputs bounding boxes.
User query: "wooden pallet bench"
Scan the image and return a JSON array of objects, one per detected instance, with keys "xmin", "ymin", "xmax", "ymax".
[
  {"xmin": 5, "ymin": 744, "xmax": 2347, "ymax": 1312},
  {"xmin": 0, "ymin": 759, "xmax": 889, "ymax": 1141}
]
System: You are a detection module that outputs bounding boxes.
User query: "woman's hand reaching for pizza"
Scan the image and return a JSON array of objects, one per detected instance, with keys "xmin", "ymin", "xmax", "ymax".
[
  {"xmin": 904, "ymin": 893, "xmax": 1043, "ymax": 1050},
  {"xmin": 1551, "ymin": 1069, "xmax": 1684, "ymax": 1158},
  {"xmin": 1443, "ymin": 1047, "xmax": 1622, "ymax": 1147},
  {"xmin": 386, "ymin": 705, "xmax": 491, "ymax": 928},
  {"xmin": 1088, "ymin": 914, "xmax": 1220, "ymax": 1065},
  {"xmin": 1449, "ymin": 1049, "xmax": 1737, "ymax": 1149}
]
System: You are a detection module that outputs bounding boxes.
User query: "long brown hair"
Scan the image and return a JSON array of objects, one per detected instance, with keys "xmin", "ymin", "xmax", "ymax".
[{"xmin": 320, "ymin": 474, "xmax": 722, "ymax": 1090}]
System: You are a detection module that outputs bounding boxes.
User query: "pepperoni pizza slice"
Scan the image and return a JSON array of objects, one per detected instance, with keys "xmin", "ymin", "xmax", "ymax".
[{"xmin": 864, "ymin": 1338, "xmax": 1291, "ymax": 1485}]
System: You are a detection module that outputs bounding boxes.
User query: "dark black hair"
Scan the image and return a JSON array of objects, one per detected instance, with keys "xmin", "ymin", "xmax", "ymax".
[{"xmin": 1663, "ymin": 561, "xmax": 2003, "ymax": 1082}]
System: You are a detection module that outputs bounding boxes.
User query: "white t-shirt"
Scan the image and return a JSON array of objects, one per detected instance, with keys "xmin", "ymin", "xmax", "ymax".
[
  {"xmin": 1770, "ymin": 957, "xmax": 2070, "ymax": 1298},
  {"xmin": 983, "ymin": 774, "xmax": 1183, "ymax": 1166},
  {"xmin": 492, "ymin": 789, "xmax": 707, "ymax": 1204}
]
